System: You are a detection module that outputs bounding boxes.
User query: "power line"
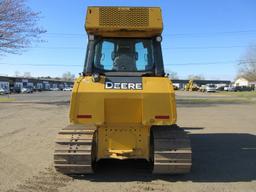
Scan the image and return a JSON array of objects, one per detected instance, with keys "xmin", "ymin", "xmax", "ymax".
[
  {"xmin": 166, "ymin": 61, "xmax": 236, "ymax": 66},
  {"xmin": 46, "ymin": 33, "xmax": 85, "ymax": 37},
  {"xmin": 0, "ymin": 60, "xmax": 252, "ymax": 67},
  {"xmin": 0, "ymin": 63, "xmax": 81, "ymax": 67},
  {"xmin": 43, "ymin": 29, "xmax": 256, "ymax": 38},
  {"xmin": 164, "ymin": 45, "xmax": 255, "ymax": 50},
  {"xmin": 164, "ymin": 29, "xmax": 256, "ymax": 37},
  {"xmin": 166, "ymin": 60, "xmax": 254, "ymax": 66},
  {"xmin": 30, "ymin": 45, "xmax": 255, "ymax": 50}
]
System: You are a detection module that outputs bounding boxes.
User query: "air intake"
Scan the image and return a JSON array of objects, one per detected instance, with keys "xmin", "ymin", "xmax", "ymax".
[
  {"xmin": 99, "ymin": 7, "xmax": 149, "ymax": 27},
  {"xmin": 85, "ymin": 6, "xmax": 163, "ymax": 37}
]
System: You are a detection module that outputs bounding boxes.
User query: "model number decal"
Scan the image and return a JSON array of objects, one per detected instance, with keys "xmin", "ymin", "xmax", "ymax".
[{"xmin": 105, "ymin": 82, "xmax": 142, "ymax": 90}]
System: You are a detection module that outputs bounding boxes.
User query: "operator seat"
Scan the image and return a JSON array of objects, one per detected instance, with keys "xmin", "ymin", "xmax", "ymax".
[{"xmin": 113, "ymin": 46, "xmax": 137, "ymax": 71}]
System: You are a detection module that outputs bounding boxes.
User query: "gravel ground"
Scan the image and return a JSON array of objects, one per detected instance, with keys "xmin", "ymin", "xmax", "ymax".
[
  {"xmin": 0, "ymin": 91, "xmax": 256, "ymax": 192},
  {"xmin": 0, "ymin": 91, "xmax": 71, "ymax": 103}
]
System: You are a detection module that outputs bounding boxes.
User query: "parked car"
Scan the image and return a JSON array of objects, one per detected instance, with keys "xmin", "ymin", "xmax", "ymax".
[
  {"xmin": 5, "ymin": 88, "xmax": 10, "ymax": 94},
  {"xmin": 173, "ymin": 85, "xmax": 179, "ymax": 90},
  {"xmin": 235, "ymin": 86, "xmax": 253, "ymax": 92},
  {"xmin": 63, "ymin": 87, "xmax": 72, "ymax": 91},
  {"xmin": 50, "ymin": 87, "xmax": 60, "ymax": 91},
  {"xmin": 224, "ymin": 86, "xmax": 252, "ymax": 92},
  {"xmin": 0, "ymin": 88, "xmax": 6, "ymax": 95},
  {"xmin": 13, "ymin": 87, "xmax": 22, "ymax": 93},
  {"xmin": 216, "ymin": 86, "xmax": 225, "ymax": 91},
  {"xmin": 21, "ymin": 87, "xmax": 33, "ymax": 93},
  {"xmin": 34, "ymin": 88, "xmax": 43, "ymax": 92},
  {"xmin": 27, "ymin": 87, "xmax": 34, "ymax": 93},
  {"xmin": 199, "ymin": 85, "xmax": 207, "ymax": 92},
  {"xmin": 224, "ymin": 86, "xmax": 236, "ymax": 91},
  {"xmin": 21, "ymin": 88, "xmax": 28, "ymax": 93},
  {"xmin": 0, "ymin": 88, "xmax": 10, "ymax": 95},
  {"xmin": 205, "ymin": 84, "xmax": 216, "ymax": 92}
]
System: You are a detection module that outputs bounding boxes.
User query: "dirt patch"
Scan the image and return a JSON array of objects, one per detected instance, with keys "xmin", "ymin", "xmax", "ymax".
[
  {"xmin": 6, "ymin": 167, "xmax": 72, "ymax": 192},
  {"xmin": 0, "ymin": 94, "xmax": 256, "ymax": 192},
  {"xmin": 0, "ymin": 103, "xmax": 69, "ymax": 191}
]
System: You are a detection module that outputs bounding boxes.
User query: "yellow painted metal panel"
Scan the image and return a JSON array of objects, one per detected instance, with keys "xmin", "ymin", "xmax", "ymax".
[
  {"xmin": 70, "ymin": 76, "xmax": 177, "ymax": 126},
  {"xmin": 142, "ymin": 78, "xmax": 177, "ymax": 125},
  {"xmin": 69, "ymin": 76, "xmax": 177, "ymax": 160},
  {"xmin": 97, "ymin": 124, "xmax": 150, "ymax": 160},
  {"xmin": 85, "ymin": 6, "xmax": 163, "ymax": 37},
  {"xmin": 105, "ymin": 99, "xmax": 142, "ymax": 124}
]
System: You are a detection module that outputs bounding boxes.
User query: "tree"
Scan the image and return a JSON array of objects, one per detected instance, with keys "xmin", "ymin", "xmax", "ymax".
[
  {"xmin": 23, "ymin": 72, "xmax": 31, "ymax": 77},
  {"xmin": 168, "ymin": 71, "xmax": 179, "ymax": 79},
  {"xmin": 62, "ymin": 72, "xmax": 75, "ymax": 81},
  {"xmin": 0, "ymin": 0, "xmax": 46, "ymax": 55},
  {"xmin": 238, "ymin": 44, "xmax": 256, "ymax": 79},
  {"xmin": 14, "ymin": 71, "xmax": 20, "ymax": 77},
  {"xmin": 187, "ymin": 74, "xmax": 205, "ymax": 80}
]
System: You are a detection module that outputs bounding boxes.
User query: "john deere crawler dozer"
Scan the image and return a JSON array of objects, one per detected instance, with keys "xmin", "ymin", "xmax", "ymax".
[{"xmin": 54, "ymin": 6, "xmax": 192, "ymax": 174}]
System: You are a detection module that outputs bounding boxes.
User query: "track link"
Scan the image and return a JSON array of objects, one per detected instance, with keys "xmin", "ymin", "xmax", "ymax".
[
  {"xmin": 54, "ymin": 124, "xmax": 96, "ymax": 175},
  {"xmin": 152, "ymin": 125, "xmax": 192, "ymax": 174}
]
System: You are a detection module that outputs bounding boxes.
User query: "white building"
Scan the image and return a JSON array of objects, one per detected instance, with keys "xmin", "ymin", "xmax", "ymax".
[
  {"xmin": 14, "ymin": 82, "xmax": 23, "ymax": 89},
  {"xmin": 235, "ymin": 76, "xmax": 256, "ymax": 89},
  {"xmin": 36, "ymin": 83, "xmax": 43, "ymax": 89},
  {"xmin": 0, "ymin": 81, "xmax": 9, "ymax": 90},
  {"xmin": 235, "ymin": 77, "xmax": 250, "ymax": 86}
]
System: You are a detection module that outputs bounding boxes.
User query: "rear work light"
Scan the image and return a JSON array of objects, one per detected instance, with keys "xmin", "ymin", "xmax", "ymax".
[
  {"xmin": 155, "ymin": 115, "xmax": 170, "ymax": 119},
  {"xmin": 77, "ymin": 115, "xmax": 92, "ymax": 119}
]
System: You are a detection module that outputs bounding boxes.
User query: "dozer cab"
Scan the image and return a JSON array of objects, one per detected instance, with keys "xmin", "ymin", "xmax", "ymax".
[{"xmin": 54, "ymin": 6, "xmax": 192, "ymax": 174}]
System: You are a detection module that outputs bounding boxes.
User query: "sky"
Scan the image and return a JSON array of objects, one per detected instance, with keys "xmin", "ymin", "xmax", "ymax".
[{"xmin": 0, "ymin": 0, "xmax": 256, "ymax": 80}]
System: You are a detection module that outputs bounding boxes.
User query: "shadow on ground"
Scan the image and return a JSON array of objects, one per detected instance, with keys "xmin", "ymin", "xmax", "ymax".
[{"xmin": 73, "ymin": 131, "xmax": 256, "ymax": 183}]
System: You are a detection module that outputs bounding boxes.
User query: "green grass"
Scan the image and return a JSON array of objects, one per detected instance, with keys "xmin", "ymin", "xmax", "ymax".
[
  {"xmin": 0, "ymin": 97, "xmax": 16, "ymax": 102},
  {"xmin": 218, "ymin": 91, "xmax": 256, "ymax": 99},
  {"xmin": 177, "ymin": 98, "xmax": 254, "ymax": 104}
]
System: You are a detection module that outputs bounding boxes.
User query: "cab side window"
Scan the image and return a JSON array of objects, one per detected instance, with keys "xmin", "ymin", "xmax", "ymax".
[{"xmin": 94, "ymin": 41, "xmax": 115, "ymax": 70}]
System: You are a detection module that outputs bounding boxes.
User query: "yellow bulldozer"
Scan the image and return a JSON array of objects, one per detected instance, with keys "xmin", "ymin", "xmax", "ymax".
[
  {"xmin": 185, "ymin": 80, "xmax": 199, "ymax": 91},
  {"xmin": 54, "ymin": 6, "xmax": 192, "ymax": 174}
]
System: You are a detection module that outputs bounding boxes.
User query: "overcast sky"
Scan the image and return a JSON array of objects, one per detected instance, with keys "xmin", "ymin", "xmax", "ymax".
[{"xmin": 0, "ymin": 0, "xmax": 256, "ymax": 80}]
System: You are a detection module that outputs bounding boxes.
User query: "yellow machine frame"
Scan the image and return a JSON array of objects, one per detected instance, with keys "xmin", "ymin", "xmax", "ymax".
[
  {"xmin": 70, "ymin": 76, "xmax": 176, "ymax": 160},
  {"xmin": 85, "ymin": 6, "xmax": 163, "ymax": 37}
]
